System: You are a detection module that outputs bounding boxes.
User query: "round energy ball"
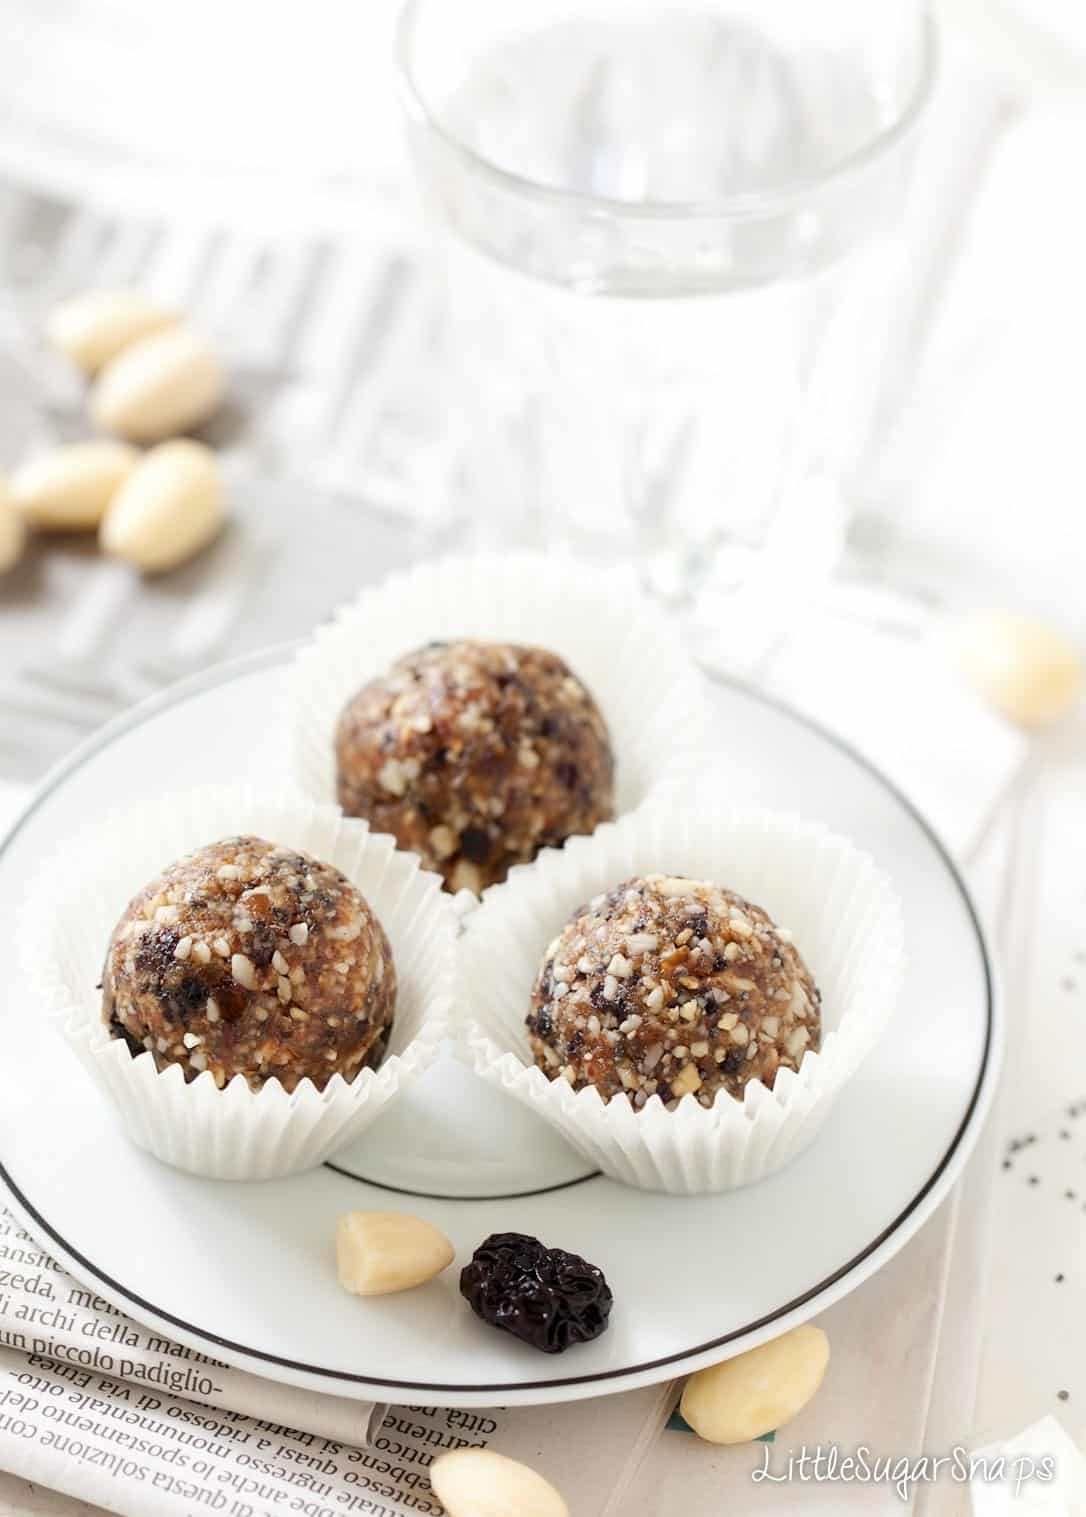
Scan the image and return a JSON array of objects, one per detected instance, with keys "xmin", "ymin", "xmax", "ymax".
[
  {"xmin": 103, "ymin": 836, "xmax": 396, "ymax": 1092},
  {"xmin": 526, "ymin": 874, "xmax": 821, "ymax": 1110},
  {"xmin": 334, "ymin": 641, "xmax": 615, "ymax": 893}
]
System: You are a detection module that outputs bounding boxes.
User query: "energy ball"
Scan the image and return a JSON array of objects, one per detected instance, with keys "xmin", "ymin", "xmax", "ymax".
[
  {"xmin": 526, "ymin": 874, "xmax": 821, "ymax": 1111},
  {"xmin": 103, "ymin": 836, "xmax": 396, "ymax": 1092},
  {"xmin": 334, "ymin": 641, "xmax": 615, "ymax": 893}
]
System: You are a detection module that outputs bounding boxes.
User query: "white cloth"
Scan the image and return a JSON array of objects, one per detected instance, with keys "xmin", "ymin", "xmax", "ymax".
[
  {"xmin": 970, "ymin": 1418, "xmax": 1086, "ymax": 1516},
  {"xmin": 0, "ymin": 783, "xmax": 27, "ymax": 836}
]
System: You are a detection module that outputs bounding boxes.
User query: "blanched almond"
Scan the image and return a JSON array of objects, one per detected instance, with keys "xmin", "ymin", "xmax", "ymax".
[
  {"xmin": 100, "ymin": 440, "xmax": 224, "ymax": 573},
  {"xmin": 950, "ymin": 610, "xmax": 1082, "ymax": 728},
  {"xmin": 11, "ymin": 441, "xmax": 138, "ymax": 530},
  {"xmin": 681, "ymin": 1323, "xmax": 830, "ymax": 1444},
  {"xmin": 430, "ymin": 1449, "xmax": 568, "ymax": 1517},
  {"xmin": 91, "ymin": 327, "xmax": 225, "ymax": 442},
  {"xmin": 0, "ymin": 478, "xmax": 26, "ymax": 572},
  {"xmin": 47, "ymin": 289, "xmax": 180, "ymax": 375},
  {"xmin": 336, "ymin": 1211, "xmax": 454, "ymax": 1297}
]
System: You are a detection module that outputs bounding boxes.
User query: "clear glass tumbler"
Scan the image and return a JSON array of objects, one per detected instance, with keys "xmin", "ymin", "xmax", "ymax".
[{"xmin": 397, "ymin": 0, "xmax": 934, "ymax": 602}]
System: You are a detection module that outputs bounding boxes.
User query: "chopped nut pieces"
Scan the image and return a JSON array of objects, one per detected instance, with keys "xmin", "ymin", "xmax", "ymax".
[
  {"xmin": 527, "ymin": 874, "xmax": 821, "ymax": 1110},
  {"xmin": 430, "ymin": 1449, "xmax": 568, "ymax": 1517},
  {"xmin": 91, "ymin": 326, "xmax": 226, "ymax": 444},
  {"xmin": 103, "ymin": 836, "xmax": 395, "ymax": 1091},
  {"xmin": 680, "ymin": 1324, "xmax": 830, "ymax": 1444},
  {"xmin": 11, "ymin": 441, "xmax": 138, "ymax": 531},
  {"xmin": 100, "ymin": 439, "xmax": 224, "ymax": 573},
  {"xmin": 0, "ymin": 479, "xmax": 25, "ymax": 574},
  {"xmin": 46, "ymin": 289, "xmax": 180, "ymax": 375},
  {"xmin": 336, "ymin": 1212, "xmax": 454, "ymax": 1296},
  {"xmin": 335, "ymin": 641, "xmax": 615, "ymax": 892},
  {"xmin": 950, "ymin": 610, "xmax": 1082, "ymax": 728}
]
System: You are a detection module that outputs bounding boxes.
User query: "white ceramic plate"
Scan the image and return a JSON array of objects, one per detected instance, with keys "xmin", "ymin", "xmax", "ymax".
[{"xmin": 0, "ymin": 648, "xmax": 998, "ymax": 1409}]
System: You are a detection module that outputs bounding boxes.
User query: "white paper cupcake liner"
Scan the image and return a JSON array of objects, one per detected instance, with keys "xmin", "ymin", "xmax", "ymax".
[
  {"xmin": 458, "ymin": 801, "xmax": 905, "ymax": 1194},
  {"xmin": 22, "ymin": 784, "xmax": 456, "ymax": 1180},
  {"xmin": 287, "ymin": 550, "xmax": 712, "ymax": 842}
]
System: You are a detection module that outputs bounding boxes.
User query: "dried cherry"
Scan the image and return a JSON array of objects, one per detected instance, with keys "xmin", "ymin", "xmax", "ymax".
[{"xmin": 459, "ymin": 1232, "xmax": 612, "ymax": 1354}]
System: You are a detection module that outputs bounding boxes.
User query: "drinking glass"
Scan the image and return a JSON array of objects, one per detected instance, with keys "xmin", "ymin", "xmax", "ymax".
[{"xmin": 397, "ymin": 0, "xmax": 934, "ymax": 604}]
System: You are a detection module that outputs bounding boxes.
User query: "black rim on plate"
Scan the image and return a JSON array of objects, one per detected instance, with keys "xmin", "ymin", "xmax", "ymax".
[
  {"xmin": 323, "ymin": 1160, "xmax": 601, "ymax": 1201},
  {"xmin": 0, "ymin": 645, "xmax": 996, "ymax": 1395}
]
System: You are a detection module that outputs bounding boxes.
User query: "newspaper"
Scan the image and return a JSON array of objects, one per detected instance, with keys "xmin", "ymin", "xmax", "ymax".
[
  {"xmin": 0, "ymin": 1212, "xmax": 675, "ymax": 1517},
  {"xmin": 0, "ymin": 1213, "xmax": 384, "ymax": 1448}
]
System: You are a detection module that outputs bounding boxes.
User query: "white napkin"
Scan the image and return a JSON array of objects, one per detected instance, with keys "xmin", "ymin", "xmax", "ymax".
[
  {"xmin": 0, "ymin": 781, "xmax": 28, "ymax": 838},
  {"xmin": 761, "ymin": 599, "xmax": 1027, "ymax": 859},
  {"xmin": 970, "ymin": 1418, "xmax": 1086, "ymax": 1516}
]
